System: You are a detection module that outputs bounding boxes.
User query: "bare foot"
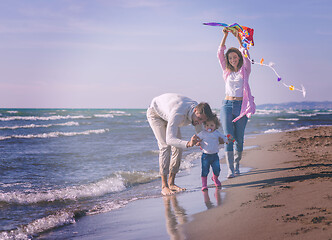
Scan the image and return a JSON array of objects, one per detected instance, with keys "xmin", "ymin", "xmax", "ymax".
[
  {"xmin": 161, "ymin": 187, "xmax": 174, "ymax": 196},
  {"xmin": 169, "ymin": 184, "xmax": 186, "ymax": 193}
]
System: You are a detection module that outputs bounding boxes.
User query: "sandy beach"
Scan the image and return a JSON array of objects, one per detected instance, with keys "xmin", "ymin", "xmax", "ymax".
[
  {"xmin": 37, "ymin": 126, "xmax": 332, "ymax": 240},
  {"xmin": 181, "ymin": 126, "xmax": 332, "ymax": 240}
]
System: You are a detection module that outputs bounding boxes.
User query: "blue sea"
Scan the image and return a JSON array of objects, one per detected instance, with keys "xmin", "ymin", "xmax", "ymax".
[{"xmin": 0, "ymin": 105, "xmax": 331, "ymax": 239}]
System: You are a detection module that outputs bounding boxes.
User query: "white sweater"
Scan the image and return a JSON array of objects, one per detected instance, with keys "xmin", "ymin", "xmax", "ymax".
[
  {"xmin": 197, "ymin": 130, "xmax": 227, "ymax": 154},
  {"xmin": 149, "ymin": 93, "xmax": 202, "ymax": 148}
]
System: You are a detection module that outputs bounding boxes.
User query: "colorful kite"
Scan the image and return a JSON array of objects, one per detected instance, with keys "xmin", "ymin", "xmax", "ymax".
[
  {"xmin": 203, "ymin": 22, "xmax": 254, "ymax": 49},
  {"xmin": 203, "ymin": 22, "xmax": 306, "ymax": 97}
]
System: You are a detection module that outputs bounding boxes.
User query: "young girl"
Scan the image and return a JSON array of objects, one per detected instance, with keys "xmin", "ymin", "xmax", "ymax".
[
  {"xmin": 197, "ymin": 114, "xmax": 228, "ymax": 191},
  {"xmin": 218, "ymin": 28, "xmax": 256, "ymax": 178}
]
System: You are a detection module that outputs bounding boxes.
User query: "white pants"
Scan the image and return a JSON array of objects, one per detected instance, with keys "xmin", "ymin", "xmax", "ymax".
[{"xmin": 146, "ymin": 107, "xmax": 183, "ymax": 176}]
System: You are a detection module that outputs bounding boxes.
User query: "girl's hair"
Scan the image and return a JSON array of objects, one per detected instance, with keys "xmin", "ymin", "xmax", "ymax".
[
  {"xmin": 195, "ymin": 102, "xmax": 214, "ymax": 119},
  {"xmin": 225, "ymin": 47, "xmax": 243, "ymax": 72},
  {"xmin": 204, "ymin": 113, "xmax": 221, "ymax": 129}
]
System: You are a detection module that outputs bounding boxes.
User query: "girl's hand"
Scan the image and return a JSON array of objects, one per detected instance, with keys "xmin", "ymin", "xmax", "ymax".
[{"xmin": 222, "ymin": 28, "xmax": 228, "ymax": 35}]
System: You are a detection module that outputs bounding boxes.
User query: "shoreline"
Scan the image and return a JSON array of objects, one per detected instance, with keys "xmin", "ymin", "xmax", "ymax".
[
  {"xmin": 36, "ymin": 126, "xmax": 332, "ymax": 240},
  {"xmin": 181, "ymin": 126, "xmax": 332, "ymax": 239}
]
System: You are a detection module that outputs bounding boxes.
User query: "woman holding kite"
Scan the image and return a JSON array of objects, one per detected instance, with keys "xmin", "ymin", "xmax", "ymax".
[{"xmin": 218, "ymin": 28, "xmax": 256, "ymax": 178}]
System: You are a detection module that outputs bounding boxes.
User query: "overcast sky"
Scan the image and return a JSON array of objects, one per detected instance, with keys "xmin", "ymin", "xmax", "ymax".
[{"xmin": 0, "ymin": 0, "xmax": 331, "ymax": 108}]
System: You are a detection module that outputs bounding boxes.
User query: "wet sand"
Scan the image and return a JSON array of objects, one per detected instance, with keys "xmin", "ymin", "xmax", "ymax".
[{"xmin": 181, "ymin": 126, "xmax": 332, "ymax": 240}]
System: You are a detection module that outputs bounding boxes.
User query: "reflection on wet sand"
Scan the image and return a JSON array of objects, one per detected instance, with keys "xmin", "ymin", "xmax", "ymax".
[
  {"xmin": 163, "ymin": 188, "xmax": 224, "ymax": 239},
  {"xmin": 163, "ymin": 195, "xmax": 187, "ymax": 240},
  {"xmin": 203, "ymin": 188, "xmax": 223, "ymax": 209}
]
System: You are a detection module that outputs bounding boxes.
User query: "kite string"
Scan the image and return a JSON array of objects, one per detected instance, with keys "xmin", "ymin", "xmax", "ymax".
[{"xmin": 244, "ymin": 50, "xmax": 306, "ymax": 97}]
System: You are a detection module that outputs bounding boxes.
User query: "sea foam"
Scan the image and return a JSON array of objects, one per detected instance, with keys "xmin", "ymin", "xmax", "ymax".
[
  {"xmin": 0, "ymin": 176, "xmax": 125, "ymax": 204},
  {"xmin": 0, "ymin": 121, "xmax": 79, "ymax": 130},
  {"xmin": 276, "ymin": 118, "xmax": 300, "ymax": 121},
  {"xmin": 0, "ymin": 211, "xmax": 76, "ymax": 240},
  {"xmin": 255, "ymin": 109, "xmax": 282, "ymax": 115},
  {"xmin": 264, "ymin": 129, "xmax": 283, "ymax": 134},
  {"xmin": 0, "ymin": 115, "xmax": 87, "ymax": 121},
  {"xmin": 0, "ymin": 129, "xmax": 109, "ymax": 141},
  {"xmin": 180, "ymin": 152, "xmax": 201, "ymax": 170}
]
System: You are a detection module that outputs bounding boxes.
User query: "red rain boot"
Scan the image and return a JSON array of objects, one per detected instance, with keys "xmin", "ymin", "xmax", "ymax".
[
  {"xmin": 212, "ymin": 174, "xmax": 221, "ymax": 188},
  {"xmin": 201, "ymin": 177, "xmax": 208, "ymax": 191}
]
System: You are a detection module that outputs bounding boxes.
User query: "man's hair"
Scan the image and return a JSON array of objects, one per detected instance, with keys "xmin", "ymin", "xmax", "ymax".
[
  {"xmin": 195, "ymin": 102, "xmax": 214, "ymax": 119},
  {"xmin": 225, "ymin": 47, "xmax": 243, "ymax": 72},
  {"xmin": 204, "ymin": 113, "xmax": 221, "ymax": 129}
]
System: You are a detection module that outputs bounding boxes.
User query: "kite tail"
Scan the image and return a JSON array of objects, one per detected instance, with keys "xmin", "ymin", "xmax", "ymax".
[{"xmin": 248, "ymin": 56, "xmax": 306, "ymax": 98}]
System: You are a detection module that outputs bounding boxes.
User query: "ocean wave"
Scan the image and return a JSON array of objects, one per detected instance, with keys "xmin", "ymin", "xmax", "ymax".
[
  {"xmin": 117, "ymin": 170, "xmax": 159, "ymax": 187},
  {"xmin": 0, "ymin": 170, "xmax": 161, "ymax": 205},
  {"xmin": 181, "ymin": 152, "xmax": 201, "ymax": 170},
  {"xmin": 276, "ymin": 118, "xmax": 300, "ymax": 121},
  {"xmin": 0, "ymin": 129, "xmax": 109, "ymax": 141},
  {"xmin": 262, "ymin": 125, "xmax": 329, "ymax": 135},
  {"xmin": 317, "ymin": 112, "xmax": 332, "ymax": 115},
  {"xmin": 297, "ymin": 113, "xmax": 317, "ymax": 117},
  {"xmin": 0, "ymin": 136, "xmax": 11, "ymax": 140},
  {"xmin": 255, "ymin": 109, "xmax": 282, "ymax": 115},
  {"xmin": 0, "ymin": 176, "xmax": 125, "ymax": 204},
  {"xmin": 0, "ymin": 111, "xmax": 134, "ymax": 122},
  {"xmin": 0, "ymin": 121, "xmax": 79, "ymax": 130},
  {"xmin": 93, "ymin": 111, "xmax": 133, "ymax": 118},
  {"xmin": 108, "ymin": 110, "xmax": 131, "ymax": 116},
  {"xmin": 134, "ymin": 120, "xmax": 148, "ymax": 123},
  {"xmin": 0, "ymin": 182, "xmax": 32, "ymax": 188},
  {"xmin": 0, "ymin": 210, "xmax": 76, "ymax": 240},
  {"xmin": 264, "ymin": 129, "xmax": 283, "ymax": 134},
  {"xmin": 6, "ymin": 111, "xmax": 18, "ymax": 114},
  {"xmin": 87, "ymin": 199, "xmax": 132, "ymax": 216},
  {"xmin": 94, "ymin": 114, "xmax": 114, "ymax": 118},
  {"xmin": 0, "ymin": 115, "xmax": 87, "ymax": 121},
  {"xmin": 284, "ymin": 110, "xmax": 298, "ymax": 114},
  {"xmin": 0, "ymin": 198, "xmax": 138, "ymax": 239},
  {"xmin": 285, "ymin": 126, "xmax": 313, "ymax": 132}
]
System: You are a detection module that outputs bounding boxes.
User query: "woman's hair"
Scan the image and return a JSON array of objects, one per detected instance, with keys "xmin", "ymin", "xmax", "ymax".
[
  {"xmin": 205, "ymin": 113, "xmax": 221, "ymax": 129},
  {"xmin": 225, "ymin": 47, "xmax": 243, "ymax": 72}
]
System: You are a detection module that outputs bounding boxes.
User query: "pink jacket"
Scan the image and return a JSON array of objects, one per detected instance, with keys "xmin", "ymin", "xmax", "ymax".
[{"xmin": 218, "ymin": 45, "xmax": 256, "ymax": 122}]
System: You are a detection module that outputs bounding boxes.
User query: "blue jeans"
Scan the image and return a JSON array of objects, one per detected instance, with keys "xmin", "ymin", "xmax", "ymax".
[
  {"xmin": 220, "ymin": 100, "xmax": 248, "ymax": 152},
  {"xmin": 201, "ymin": 153, "xmax": 220, "ymax": 177}
]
